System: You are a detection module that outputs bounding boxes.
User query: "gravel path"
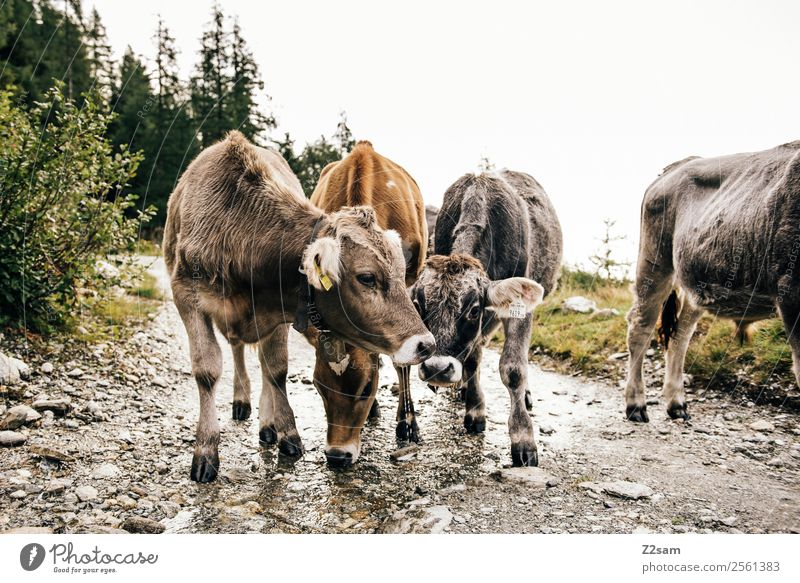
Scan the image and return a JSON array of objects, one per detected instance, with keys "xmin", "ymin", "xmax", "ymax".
[{"xmin": 1, "ymin": 258, "xmax": 798, "ymax": 533}]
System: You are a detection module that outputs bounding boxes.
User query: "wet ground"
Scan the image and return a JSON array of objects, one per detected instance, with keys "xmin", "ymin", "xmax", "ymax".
[{"xmin": 1, "ymin": 258, "xmax": 799, "ymax": 533}]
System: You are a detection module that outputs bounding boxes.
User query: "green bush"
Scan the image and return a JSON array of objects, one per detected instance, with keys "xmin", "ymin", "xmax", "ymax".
[{"xmin": 0, "ymin": 85, "xmax": 152, "ymax": 331}]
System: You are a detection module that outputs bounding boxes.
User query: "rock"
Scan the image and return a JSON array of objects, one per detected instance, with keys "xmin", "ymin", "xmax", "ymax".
[
  {"xmin": 591, "ymin": 308, "xmax": 619, "ymax": 319},
  {"xmin": 608, "ymin": 352, "xmax": 629, "ymax": 361},
  {"xmin": 495, "ymin": 467, "xmax": 559, "ymax": 488},
  {"xmin": 122, "ymin": 516, "xmax": 166, "ymax": 534},
  {"xmin": 561, "ymin": 296, "xmax": 597, "ymax": 314},
  {"xmin": 29, "ymin": 445, "xmax": 75, "ymax": 463},
  {"xmin": 75, "ymin": 485, "xmax": 98, "ymax": 502},
  {"xmin": 85, "ymin": 401, "xmax": 102, "ymax": 417},
  {"xmin": 390, "ymin": 444, "xmax": 419, "ymax": 462},
  {"xmin": 10, "ymin": 489, "xmax": 27, "ymax": 499},
  {"xmin": 720, "ymin": 516, "xmax": 738, "ymax": 527},
  {"xmin": 91, "ymin": 463, "xmax": 121, "ymax": 479},
  {"xmin": 41, "ymin": 362, "xmax": 54, "ymax": 374},
  {"xmin": 749, "ymin": 420, "xmax": 775, "ymax": 433},
  {"xmin": 2, "ymin": 526, "xmax": 54, "ymax": 534},
  {"xmin": 438, "ymin": 483, "xmax": 466, "ymax": 496},
  {"xmin": 538, "ymin": 422, "xmax": 556, "ymax": 435},
  {"xmin": 0, "ymin": 352, "xmax": 29, "ymax": 385},
  {"xmin": 95, "ymin": 259, "xmax": 120, "ymax": 280},
  {"xmin": 45, "ymin": 478, "xmax": 73, "ymax": 494},
  {"xmin": 116, "ymin": 495, "xmax": 137, "ymax": 510},
  {"xmin": 0, "ymin": 430, "xmax": 26, "ymax": 447},
  {"xmin": 32, "ymin": 398, "xmax": 71, "ymax": 416},
  {"xmin": 66, "ymin": 367, "xmax": 84, "ymax": 378},
  {"xmin": 0, "ymin": 405, "xmax": 34, "ymax": 430},
  {"xmin": 579, "ymin": 480, "xmax": 654, "ymax": 500},
  {"xmin": 380, "ymin": 505, "xmax": 453, "ymax": 534},
  {"xmin": 151, "ymin": 376, "xmax": 169, "ymax": 388}
]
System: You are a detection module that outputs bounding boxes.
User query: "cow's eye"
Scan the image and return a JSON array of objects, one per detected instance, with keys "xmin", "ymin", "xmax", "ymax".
[
  {"xmin": 467, "ymin": 304, "xmax": 481, "ymax": 320},
  {"xmin": 356, "ymin": 273, "xmax": 377, "ymax": 288}
]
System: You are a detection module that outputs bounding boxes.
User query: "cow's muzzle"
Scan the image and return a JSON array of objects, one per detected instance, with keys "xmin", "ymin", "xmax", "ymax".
[
  {"xmin": 391, "ymin": 333, "xmax": 436, "ymax": 366},
  {"xmin": 419, "ymin": 355, "xmax": 463, "ymax": 386}
]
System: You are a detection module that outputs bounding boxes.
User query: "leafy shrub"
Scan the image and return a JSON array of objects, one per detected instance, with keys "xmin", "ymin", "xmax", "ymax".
[{"xmin": 0, "ymin": 85, "xmax": 152, "ymax": 331}]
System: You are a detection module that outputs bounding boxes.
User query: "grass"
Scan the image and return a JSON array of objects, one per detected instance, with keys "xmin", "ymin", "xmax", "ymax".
[
  {"xmin": 528, "ymin": 267, "xmax": 795, "ymax": 389},
  {"xmin": 133, "ymin": 239, "xmax": 162, "ymax": 257},
  {"xmin": 73, "ymin": 270, "xmax": 164, "ymax": 342}
]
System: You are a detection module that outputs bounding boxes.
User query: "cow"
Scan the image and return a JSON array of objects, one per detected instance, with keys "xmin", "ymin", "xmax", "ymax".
[
  {"xmin": 625, "ymin": 140, "xmax": 800, "ymax": 422},
  {"xmin": 412, "ymin": 170, "xmax": 563, "ymax": 466},
  {"xmin": 308, "ymin": 140, "xmax": 429, "ymax": 466},
  {"xmin": 425, "ymin": 205, "xmax": 439, "ymax": 255},
  {"xmin": 163, "ymin": 131, "xmax": 435, "ymax": 482}
]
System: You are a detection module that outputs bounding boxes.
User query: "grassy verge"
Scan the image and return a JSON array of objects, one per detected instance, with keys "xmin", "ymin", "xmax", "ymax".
[
  {"xmin": 74, "ymin": 270, "xmax": 164, "ymax": 342},
  {"xmin": 528, "ymin": 268, "xmax": 795, "ymax": 389}
]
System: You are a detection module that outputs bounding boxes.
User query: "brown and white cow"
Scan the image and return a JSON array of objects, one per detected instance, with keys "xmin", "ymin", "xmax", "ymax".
[
  {"xmin": 163, "ymin": 131, "xmax": 434, "ymax": 482},
  {"xmin": 308, "ymin": 140, "xmax": 429, "ymax": 466},
  {"xmin": 626, "ymin": 140, "xmax": 800, "ymax": 422}
]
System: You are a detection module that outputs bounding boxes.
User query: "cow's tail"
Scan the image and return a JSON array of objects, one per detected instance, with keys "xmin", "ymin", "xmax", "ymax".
[
  {"xmin": 735, "ymin": 321, "xmax": 755, "ymax": 345},
  {"xmin": 656, "ymin": 289, "xmax": 682, "ymax": 350}
]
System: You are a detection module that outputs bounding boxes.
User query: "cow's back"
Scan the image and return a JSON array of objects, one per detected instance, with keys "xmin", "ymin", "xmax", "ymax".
[
  {"xmin": 644, "ymin": 141, "xmax": 800, "ymax": 304},
  {"xmin": 435, "ymin": 171, "xmax": 562, "ymax": 296},
  {"xmin": 311, "ymin": 141, "xmax": 427, "ymax": 284},
  {"xmin": 164, "ymin": 131, "xmax": 315, "ymax": 287}
]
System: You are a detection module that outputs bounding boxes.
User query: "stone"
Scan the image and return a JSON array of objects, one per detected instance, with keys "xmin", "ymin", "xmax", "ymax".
[
  {"xmin": 29, "ymin": 445, "xmax": 75, "ymax": 463},
  {"xmin": 95, "ymin": 260, "xmax": 120, "ymax": 280},
  {"xmin": 389, "ymin": 444, "xmax": 419, "ymax": 462},
  {"xmin": 438, "ymin": 483, "xmax": 466, "ymax": 495},
  {"xmin": 495, "ymin": 467, "xmax": 560, "ymax": 488},
  {"xmin": 151, "ymin": 376, "xmax": 169, "ymax": 388},
  {"xmin": 32, "ymin": 398, "xmax": 71, "ymax": 416},
  {"xmin": 579, "ymin": 480, "xmax": 654, "ymax": 500},
  {"xmin": 561, "ymin": 296, "xmax": 597, "ymax": 314},
  {"xmin": 91, "ymin": 463, "xmax": 121, "ymax": 479},
  {"xmin": 749, "ymin": 420, "xmax": 775, "ymax": 433},
  {"xmin": 0, "ymin": 352, "xmax": 29, "ymax": 385},
  {"xmin": 122, "ymin": 516, "xmax": 166, "ymax": 534},
  {"xmin": 75, "ymin": 485, "xmax": 99, "ymax": 502},
  {"xmin": 2, "ymin": 527, "xmax": 54, "ymax": 534},
  {"xmin": 380, "ymin": 505, "xmax": 453, "ymax": 534},
  {"xmin": 10, "ymin": 490, "xmax": 27, "ymax": 499},
  {"xmin": 0, "ymin": 405, "xmax": 33, "ymax": 430},
  {"xmin": 66, "ymin": 368, "xmax": 84, "ymax": 378},
  {"xmin": 0, "ymin": 430, "xmax": 26, "ymax": 447},
  {"xmin": 608, "ymin": 352, "xmax": 629, "ymax": 361},
  {"xmin": 45, "ymin": 478, "xmax": 72, "ymax": 494},
  {"xmin": 41, "ymin": 362, "xmax": 54, "ymax": 374},
  {"xmin": 538, "ymin": 422, "xmax": 556, "ymax": 435},
  {"xmin": 116, "ymin": 495, "xmax": 137, "ymax": 510}
]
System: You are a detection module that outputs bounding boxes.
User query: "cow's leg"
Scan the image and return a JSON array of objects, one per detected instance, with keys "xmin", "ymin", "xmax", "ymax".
[
  {"xmin": 395, "ymin": 365, "xmax": 419, "ymax": 442},
  {"xmin": 463, "ymin": 347, "xmax": 485, "ymax": 433},
  {"xmin": 625, "ymin": 272, "xmax": 674, "ymax": 422},
  {"xmin": 257, "ymin": 325, "xmax": 302, "ymax": 456},
  {"xmin": 174, "ymin": 293, "xmax": 223, "ymax": 483},
  {"xmin": 778, "ymin": 301, "xmax": 800, "ymax": 387},
  {"xmin": 231, "ymin": 342, "xmax": 251, "ymax": 420},
  {"xmin": 500, "ymin": 313, "xmax": 537, "ymax": 466},
  {"xmin": 662, "ymin": 301, "xmax": 703, "ymax": 420}
]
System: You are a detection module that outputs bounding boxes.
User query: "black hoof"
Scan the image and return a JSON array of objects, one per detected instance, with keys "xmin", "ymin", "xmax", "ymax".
[
  {"xmin": 278, "ymin": 434, "xmax": 303, "ymax": 457},
  {"xmin": 626, "ymin": 404, "xmax": 649, "ymax": 423},
  {"xmin": 456, "ymin": 387, "xmax": 466, "ymax": 402},
  {"xmin": 368, "ymin": 399, "xmax": 380, "ymax": 420},
  {"xmin": 667, "ymin": 402, "xmax": 690, "ymax": 420},
  {"xmin": 463, "ymin": 413, "xmax": 486, "ymax": 434},
  {"xmin": 259, "ymin": 425, "xmax": 278, "ymax": 445},
  {"xmin": 396, "ymin": 418, "xmax": 420, "ymax": 443},
  {"xmin": 190, "ymin": 452, "xmax": 219, "ymax": 483},
  {"xmin": 232, "ymin": 401, "xmax": 251, "ymax": 420},
  {"xmin": 511, "ymin": 442, "xmax": 539, "ymax": 467},
  {"xmin": 524, "ymin": 390, "xmax": 533, "ymax": 411}
]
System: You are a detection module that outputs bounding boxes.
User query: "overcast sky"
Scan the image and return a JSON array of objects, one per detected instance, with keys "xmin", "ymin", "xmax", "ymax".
[{"xmin": 92, "ymin": 0, "xmax": 800, "ymax": 267}]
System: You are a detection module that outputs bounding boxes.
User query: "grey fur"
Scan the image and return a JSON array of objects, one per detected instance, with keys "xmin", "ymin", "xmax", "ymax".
[{"xmin": 626, "ymin": 140, "xmax": 800, "ymax": 422}]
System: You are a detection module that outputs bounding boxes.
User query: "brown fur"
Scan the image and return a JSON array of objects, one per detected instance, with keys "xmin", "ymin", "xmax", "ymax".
[{"xmin": 309, "ymin": 142, "xmax": 429, "ymax": 456}]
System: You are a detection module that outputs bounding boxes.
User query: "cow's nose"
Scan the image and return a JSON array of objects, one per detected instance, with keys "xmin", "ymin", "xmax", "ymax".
[
  {"xmin": 420, "ymin": 359, "xmax": 453, "ymax": 379},
  {"xmin": 417, "ymin": 337, "xmax": 435, "ymax": 360},
  {"xmin": 325, "ymin": 448, "xmax": 354, "ymax": 468}
]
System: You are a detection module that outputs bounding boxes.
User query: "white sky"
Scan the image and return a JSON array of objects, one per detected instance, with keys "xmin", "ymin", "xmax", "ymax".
[{"xmin": 92, "ymin": 0, "xmax": 800, "ymax": 267}]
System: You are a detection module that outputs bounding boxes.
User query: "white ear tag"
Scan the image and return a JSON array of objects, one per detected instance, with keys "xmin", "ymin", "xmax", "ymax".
[{"xmin": 508, "ymin": 300, "xmax": 526, "ymax": 319}]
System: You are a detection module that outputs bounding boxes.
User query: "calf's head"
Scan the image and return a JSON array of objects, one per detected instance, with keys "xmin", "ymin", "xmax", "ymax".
[
  {"xmin": 412, "ymin": 254, "xmax": 544, "ymax": 385},
  {"xmin": 301, "ymin": 206, "xmax": 435, "ymax": 365}
]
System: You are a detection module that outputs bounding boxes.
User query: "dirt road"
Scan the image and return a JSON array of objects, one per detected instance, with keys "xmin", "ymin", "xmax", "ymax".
[{"xmin": 1, "ymin": 258, "xmax": 798, "ymax": 533}]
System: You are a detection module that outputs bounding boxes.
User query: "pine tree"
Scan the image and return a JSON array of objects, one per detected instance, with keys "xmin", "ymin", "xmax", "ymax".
[
  {"xmin": 85, "ymin": 7, "xmax": 115, "ymax": 99},
  {"xmin": 589, "ymin": 219, "xmax": 631, "ymax": 283},
  {"xmin": 190, "ymin": 3, "xmax": 230, "ymax": 148},
  {"xmin": 333, "ymin": 111, "xmax": 355, "ymax": 155},
  {"xmin": 228, "ymin": 17, "xmax": 274, "ymax": 141}
]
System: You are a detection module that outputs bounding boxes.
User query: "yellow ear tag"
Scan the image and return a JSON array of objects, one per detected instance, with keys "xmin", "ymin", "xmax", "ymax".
[{"xmin": 314, "ymin": 259, "xmax": 333, "ymax": 291}]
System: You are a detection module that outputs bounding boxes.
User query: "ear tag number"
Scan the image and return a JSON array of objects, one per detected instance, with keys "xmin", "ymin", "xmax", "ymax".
[
  {"xmin": 508, "ymin": 300, "xmax": 526, "ymax": 319},
  {"xmin": 314, "ymin": 258, "xmax": 333, "ymax": 291}
]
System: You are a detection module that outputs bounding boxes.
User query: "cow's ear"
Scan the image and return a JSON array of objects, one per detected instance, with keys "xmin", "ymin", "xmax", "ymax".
[
  {"xmin": 485, "ymin": 277, "xmax": 544, "ymax": 316},
  {"xmin": 302, "ymin": 236, "xmax": 341, "ymax": 290}
]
